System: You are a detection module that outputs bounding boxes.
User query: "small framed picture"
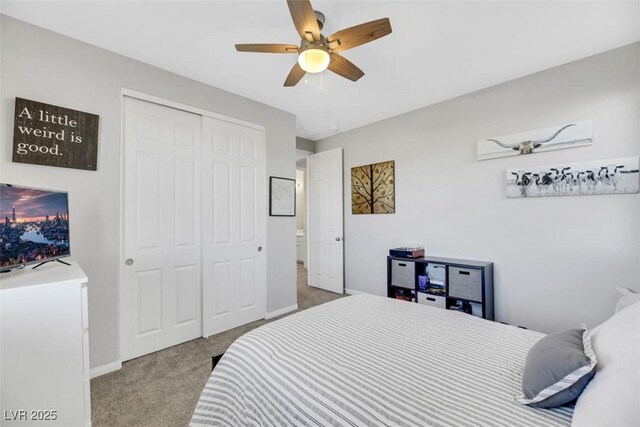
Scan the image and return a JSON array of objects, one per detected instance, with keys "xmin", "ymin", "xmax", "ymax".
[{"xmin": 269, "ymin": 176, "xmax": 296, "ymax": 217}]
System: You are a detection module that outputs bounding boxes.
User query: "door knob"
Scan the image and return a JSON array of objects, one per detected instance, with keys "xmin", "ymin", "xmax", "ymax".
[
  {"xmin": 335, "ymin": 237, "xmax": 342, "ymax": 242},
  {"xmin": 125, "ymin": 258, "xmax": 134, "ymax": 266},
  {"xmin": 258, "ymin": 246, "xmax": 263, "ymax": 252}
]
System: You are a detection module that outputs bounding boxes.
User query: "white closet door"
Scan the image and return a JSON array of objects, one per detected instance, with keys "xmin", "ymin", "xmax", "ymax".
[
  {"xmin": 308, "ymin": 148, "xmax": 344, "ymax": 294},
  {"xmin": 201, "ymin": 117, "xmax": 266, "ymax": 337},
  {"xmin": 122, "ymin": 97, "xmax": 202, "ymax": 361}
]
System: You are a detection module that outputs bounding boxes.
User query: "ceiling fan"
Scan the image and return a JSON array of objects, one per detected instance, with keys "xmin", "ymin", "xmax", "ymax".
[{"xmin": 235, "ymin": 0, "xmax": 392, "ymax": 87}]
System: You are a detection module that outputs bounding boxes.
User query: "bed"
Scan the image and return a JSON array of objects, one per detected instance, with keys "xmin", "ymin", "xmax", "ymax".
[{"xmin": 191, "ymin": 294, "xmax": 574, "ymax": 426}]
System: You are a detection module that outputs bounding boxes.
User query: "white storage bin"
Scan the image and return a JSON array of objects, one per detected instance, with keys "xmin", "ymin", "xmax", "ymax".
[
  {"xmin": 417, "ymin": 293, "xmax": 446, "ymax": 309},
  {"xmin": 448, "ymin": 267, "xmax": 483, "ymax": 302},
  {"xmin": 391, "ymin": 259, "xmax": 414, "ymax": 289}
]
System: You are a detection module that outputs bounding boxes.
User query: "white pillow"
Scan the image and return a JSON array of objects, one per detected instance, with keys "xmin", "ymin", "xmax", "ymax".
[
  {"xmin": 572, "ymin": 302, "xmax": 640, "ymax": 426},
  {"xmin": 614, "ymin": 287, "xmax": 640, "ymax": 314}
]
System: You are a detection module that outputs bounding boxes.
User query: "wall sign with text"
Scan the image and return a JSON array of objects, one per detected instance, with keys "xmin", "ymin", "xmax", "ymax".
[{"xmin": 13, "ymin": 97, "xmax": 99, "ymax": 171}]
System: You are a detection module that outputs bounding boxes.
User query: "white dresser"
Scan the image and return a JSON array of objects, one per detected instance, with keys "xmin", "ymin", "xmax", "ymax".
[{"xmin": 0, "ymin": 260, "xmax": 91, "ymax": 426}]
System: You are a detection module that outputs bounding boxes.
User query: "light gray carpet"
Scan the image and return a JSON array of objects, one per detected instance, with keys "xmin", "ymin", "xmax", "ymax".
[{"xmin": 90, "ymin": 265, "xmax": 346, "ymax": 427}]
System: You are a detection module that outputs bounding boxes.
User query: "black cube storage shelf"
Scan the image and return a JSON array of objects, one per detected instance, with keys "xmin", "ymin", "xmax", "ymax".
[{"xmin": 387, "ymin": 255, "xmax": 494, "ymax": 320}]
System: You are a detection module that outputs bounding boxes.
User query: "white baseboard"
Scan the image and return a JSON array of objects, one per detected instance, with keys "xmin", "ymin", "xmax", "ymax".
[
  {"xmin": 345, "ymin": 288, "xmax": 369, "ymax": 295},
  {"xmin": 90, "ymin": 360, "xmax": 122, "ymax": 379},
  {"xmin": 265, "ymin": 304, "xmax": 298, "ymax": 319}
]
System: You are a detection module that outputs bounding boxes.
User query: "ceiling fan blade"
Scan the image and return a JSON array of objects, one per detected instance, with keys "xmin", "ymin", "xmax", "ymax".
[
  {"xmin": 326, "ymin": 18, "xmax": 392, "ymax": 52},
  {"xmin": 287, "ymin": 0, "xmax": 320, "ymax": 42},
  {"xmin": 235, "ymin": 44, "xmax": 300, "ymax": 54},
  {"xmin": 328, "ymin": 53, "xmax": 364, "ymax": 82},
  {"xmin": 284, "ymin": 62, "xmax": 306, "ymax": 87}
]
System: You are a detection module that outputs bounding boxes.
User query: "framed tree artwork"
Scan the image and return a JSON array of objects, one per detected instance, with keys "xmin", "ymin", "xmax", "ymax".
[
  {"xmin": 269, "ymin": 176, "xmax": 296, "ymax": 216},
  {"xmin": 351, "ymin": 160, "xmax": 395, "ymax": 214}
]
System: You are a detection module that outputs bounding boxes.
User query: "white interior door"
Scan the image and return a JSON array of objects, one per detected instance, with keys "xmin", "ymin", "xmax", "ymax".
[
  {"xmin": 308, "ymin": 148, "xmax": 344, "ymax": 293},
  {"xmin": 122, "ymin": 97, "xmax": 202, "ymax": 361},
  {"xmin": 201, "ymin": 116, "xmax": 266, "ymax": 337}
]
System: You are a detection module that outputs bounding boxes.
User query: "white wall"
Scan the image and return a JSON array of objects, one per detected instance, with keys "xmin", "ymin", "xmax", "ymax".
[
  {"xmin": 0, "ymin": 16, "xmax": 297, "ymax": 369},
  {"xmin": 317, "ymin": 43, "xmax": 640, "ymax": 333},
  {"xmin": 296, "ymin": 169, "xmax": 305, "ymax": 231}
]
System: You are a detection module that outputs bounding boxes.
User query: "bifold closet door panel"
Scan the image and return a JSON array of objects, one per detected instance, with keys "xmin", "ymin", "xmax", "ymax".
[
  {"xmin": 201, "ymin": 116, "xmax": 266, "ymax": 337},
  {"xmin": 122, "ymin": 97, "xmax": 202, "ymax": 361}
]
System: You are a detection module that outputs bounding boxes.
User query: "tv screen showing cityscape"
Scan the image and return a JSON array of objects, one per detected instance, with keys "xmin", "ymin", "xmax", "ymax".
[{"xmin": 0, "ymin": 184, "xmax": 70, "ymax": 270}]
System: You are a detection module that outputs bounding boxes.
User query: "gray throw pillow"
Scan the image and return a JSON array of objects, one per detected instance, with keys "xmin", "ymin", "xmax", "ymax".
[{"xmin": 518, "ymin": 327, "xmax": 597, "ymax": 408}]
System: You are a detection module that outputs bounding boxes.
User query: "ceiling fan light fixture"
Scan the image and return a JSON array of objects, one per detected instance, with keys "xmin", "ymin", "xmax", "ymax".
[
  {"xmin": 298, "ymin": 45, "xmax": 330, "ymax": 73},
  {"xmin": 235, "ymin": 0, "xmax": 392, "ymax": 86}
]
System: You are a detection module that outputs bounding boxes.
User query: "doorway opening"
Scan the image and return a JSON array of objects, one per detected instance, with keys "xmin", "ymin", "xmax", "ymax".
[{"xmin": 296, "ymin": 156, "xmax": 308, "ymax": 269}]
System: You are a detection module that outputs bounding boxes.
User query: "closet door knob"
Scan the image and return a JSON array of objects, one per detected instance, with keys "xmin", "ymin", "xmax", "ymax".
[
  {"xmin": 257, "ymin": 246, "xmax": 263, "ymax": 252},
  {"xmin": 335, "ymin": 237, "xmax": 342, "ymax": 242},
  {"xmin": 125, "ymin": 259, "xmax": 134, "ymax": 266}
]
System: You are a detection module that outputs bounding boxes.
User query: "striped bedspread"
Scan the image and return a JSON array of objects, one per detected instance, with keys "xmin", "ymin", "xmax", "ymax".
[{"xmin": 191, "ymin": 295, "xmax": 573, "ymax": 426}]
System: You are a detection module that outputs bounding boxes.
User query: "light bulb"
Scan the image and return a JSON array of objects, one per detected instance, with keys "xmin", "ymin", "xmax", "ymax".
[{"xmin": 298, "ymin": 47, "xmax": 330, "ymax": 73}]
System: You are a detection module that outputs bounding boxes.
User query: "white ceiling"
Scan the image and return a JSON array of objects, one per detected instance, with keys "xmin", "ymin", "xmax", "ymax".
[{"xmin": 2, "ymin": 1, "xmax": 639, "ymax": 141}]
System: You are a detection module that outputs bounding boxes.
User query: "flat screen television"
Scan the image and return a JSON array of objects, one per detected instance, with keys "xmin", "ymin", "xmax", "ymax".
[{"xmin": 0, "ymin": 184, "xmax": 70, "ymax": 272}]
